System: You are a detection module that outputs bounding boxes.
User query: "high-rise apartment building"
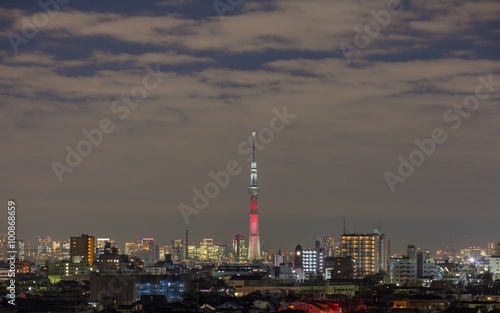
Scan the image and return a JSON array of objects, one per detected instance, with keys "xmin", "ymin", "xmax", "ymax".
[
  {"xmin": 303, "ymin": 249, "xmax": 324, "ymax": 275},
  {"xmin": 341, "ymin": 229, "xmax": 388, "ymax": 278},
  {"xmin": 70, "ymin": 234, "xmax": 95, "ymax": 265}
]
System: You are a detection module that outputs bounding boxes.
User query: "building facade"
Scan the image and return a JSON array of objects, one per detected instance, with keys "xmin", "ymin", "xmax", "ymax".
[
  {"xmin": 490, "ymin": 255, "xmax": 500, "ymax": 280},
  {"xmin": 341, "ymin": 229, "xmax": 388, "ymax": 277},
  {"xmin": 324, "ymin": 256, "xmax": 356, "ymax": 280},
  {"xmin": 389, "ymin": 245, "xmax": 442, "ymax": 285},
  {"xmin": 70, "ymin": 234, "xmax": 96, "ymax": 265},
  {"xmin": 303, "ymin": 249, "xmax": 325, "ymax": 278}
]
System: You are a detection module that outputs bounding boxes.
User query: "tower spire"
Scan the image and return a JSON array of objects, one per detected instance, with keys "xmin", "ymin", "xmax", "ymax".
[
  {"xmin": 250, "ymin": 131, "xmax": 258, "ymax": 187},
  {"xmin": 185, "ymin": 227, "xmax": 188, "ymax": 260},
  {"xmin": 252, "ymin": 131, "xmax": 256, "ymax": 163}
]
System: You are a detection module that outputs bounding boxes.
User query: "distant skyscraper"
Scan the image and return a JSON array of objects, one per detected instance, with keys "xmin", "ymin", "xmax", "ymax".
[
  {"xmin": 233, "ymin": 233, "xmax": 246, "ymax": 262},
  {"xmin": 273, "ymin": 250, "xmax": 284, "ymax": 267},
  {"xmin": 36, "ymin": 236, "xmax": 52, "ymax": 263},
  {"xmin": 323, "ymin": 235, "xmax": 335, "ymax": 257},
  {"xmin": 96, "ymin": 238, "xmax": 118, "ymax": 258},
  {"xmin": 139, "ymin": 237, "xmax": 155, "ymax": 261},
  {"xmin": 125, "ymin": 242, "xmax": 139, "ymax": 256},
  {"xmin": 248, "ymin": 132, "xmax": 261, "ymax": 261}
]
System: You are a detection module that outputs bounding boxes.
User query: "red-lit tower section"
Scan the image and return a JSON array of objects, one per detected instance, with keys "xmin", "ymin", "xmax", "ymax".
[{"xmin": 248, "ymin": 132, "xmax": 261, "ymax": 261}]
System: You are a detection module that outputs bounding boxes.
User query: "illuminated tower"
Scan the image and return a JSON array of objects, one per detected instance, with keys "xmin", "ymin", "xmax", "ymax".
[{"xmin": 248, "ymin": 132, "xmax": 261, "ymax": 261}]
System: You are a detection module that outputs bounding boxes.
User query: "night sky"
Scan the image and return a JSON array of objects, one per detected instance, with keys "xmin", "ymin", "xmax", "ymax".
[{"xmin": 1, "ymin": 0, "xmax": 499, "ymax": 253}]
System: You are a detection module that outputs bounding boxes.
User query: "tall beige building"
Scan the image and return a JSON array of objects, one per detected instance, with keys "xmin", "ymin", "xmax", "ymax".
[{"xmin": 341, "ymin": 229, "xmax": 388, "ymax": 278}]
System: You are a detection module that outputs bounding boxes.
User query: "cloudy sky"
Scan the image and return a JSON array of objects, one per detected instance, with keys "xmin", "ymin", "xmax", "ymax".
[{"xmin": 1, "ymin": 0, "xmax": 499, "ymax": 254}]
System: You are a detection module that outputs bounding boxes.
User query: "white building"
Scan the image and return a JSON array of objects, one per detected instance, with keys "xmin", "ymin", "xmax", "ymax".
[
  {"xmin": 302, "ymin": 249, "xmax": 324, "ymax": 280},
  {"xmin": 390, "ymin": 250, "xmax": 442, "ymax": 285},
  {"xmin": 143, "ymin": 266, "xmax": 167, "ymax": 275},
  {"xmin": 273, "ymin": 254, "xmax": 284, "ymax": 267},
  {"xmin": 489, "ymin": 255, "xmax": 500, "ymax": 280}
]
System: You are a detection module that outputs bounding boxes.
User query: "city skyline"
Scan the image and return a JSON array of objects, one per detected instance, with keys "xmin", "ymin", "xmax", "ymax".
[
  {"xmin": 1, "ymin": 0, "xmax": 500, "ymax": 254},
  {"xmin": 7, "ymin": 231, "xmax": 496, "ymax": 258}
]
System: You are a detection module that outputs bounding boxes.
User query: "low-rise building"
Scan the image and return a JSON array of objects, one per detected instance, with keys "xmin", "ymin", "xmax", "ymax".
[
  {"xmin": 389, "ymin": 246, "xmax": 442, "ymax": 285},
  {"xmin": 229, "ymin": 275, "xmax": 355, "ymax": 297},
  {"xmin": 15, "ymin": 260, "xmax": 31, "ymax": 273},
  {"xmin": 48, "ymin": 261, "xmax": 95, "ymax": 276}
]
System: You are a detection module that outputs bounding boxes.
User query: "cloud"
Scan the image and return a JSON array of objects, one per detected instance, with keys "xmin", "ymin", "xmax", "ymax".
[
  {"xmin": 2, "ymin": 51, "xmax": 55, "ymax": 65},
  {"xmin": 408, "ymin": 0, "xmax": 500, "ymax": 34},
  {"xmin": 87, "ymin": 50, "xmax": 213, "ymax": 66},
  {"xmin": 0, "ymin": 0, "xmax": 499, "ymax": 250},
  {"xmin": 3, "ymin": 1, "xmax": 401, "ymax": 53}
]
